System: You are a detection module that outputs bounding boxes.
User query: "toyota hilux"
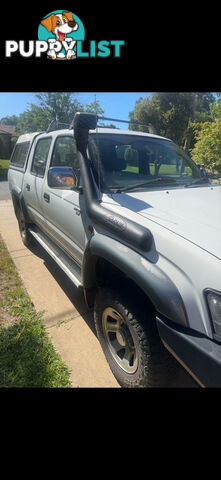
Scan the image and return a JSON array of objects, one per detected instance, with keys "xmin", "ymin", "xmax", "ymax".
[{"xmin": 7, "ymin": 112, "xmax": 221, "ymax": 387}]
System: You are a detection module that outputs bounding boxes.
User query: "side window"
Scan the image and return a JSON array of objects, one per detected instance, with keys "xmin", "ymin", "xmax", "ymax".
[
  {"xmin": 10, "ymin": 141, "xmax": 30, "ymax": 168},
  {"xmin": 50, "ymin": 136, "xmax": 80, "ymax": 183},
  {"xmin": 31, "ymin": 137, "xmax": 52, "ymax": 177}
]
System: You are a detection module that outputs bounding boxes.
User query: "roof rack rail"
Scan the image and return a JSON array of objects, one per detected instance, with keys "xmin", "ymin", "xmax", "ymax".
[
  {"xmin": 97, "ymin": 124, "xmax": 120, "ymax": 129},
  {"xmin": 96, "ymin": 116, "xmax": 157, "ymax": 133},
  {"xmin": 47, "ymin": 113, "xmax": 158, "ymax": 134}
]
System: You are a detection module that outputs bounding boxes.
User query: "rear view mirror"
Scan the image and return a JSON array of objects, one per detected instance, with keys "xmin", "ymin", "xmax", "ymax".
[{"xmin": 48, "ymin": 167, "xmax": 77, "ymax": 188}]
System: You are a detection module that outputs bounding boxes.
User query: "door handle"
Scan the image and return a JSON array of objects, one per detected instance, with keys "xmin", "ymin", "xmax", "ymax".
[
  {"xmin": 43, "ymin": 193, "xmax": 50, "ymax": 203},
  {"xmin": 26, "ymin": 184, "xmax": 30, "ymax": 191}
]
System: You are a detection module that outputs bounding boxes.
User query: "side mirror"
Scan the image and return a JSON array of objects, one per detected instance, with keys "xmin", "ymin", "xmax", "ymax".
[{"xmin": 48, "ymin": 167, "xmax": 77, "ymax": 188}]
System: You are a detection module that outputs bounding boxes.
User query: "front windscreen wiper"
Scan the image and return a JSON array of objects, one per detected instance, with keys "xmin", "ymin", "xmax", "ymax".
[
  {"xmin": 184, "ymin": 177, "xmax": 211, "ymax": 188},
  {"xmin": 109, "ymin": 177, "xmax": 178, "ymax": 193}
]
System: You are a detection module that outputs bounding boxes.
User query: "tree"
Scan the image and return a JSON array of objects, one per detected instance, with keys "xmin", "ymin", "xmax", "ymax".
[
  {"xmin": 129, "ymin": 96, "xmax": 160, "ymax": 134},
  {"xmin": 189, "ymin": 94, "xmax": 221, "ymax": 175},
  {"xmin": 15, "ymin": 93, "xmax": 104, "ymax": 133},
  {"xmin": 183, "ymin": 93, "xmax": 215, "ymax": 154},
  {"xmin": 15, "ymin": 104, "xmax": 52, "ymax": 133},
  {"xmin": 84, "ymin": 100, "xmax": 104, "ymax": 115},
  {"xmin": 35, "ymin": 93, "xmax": 84, "ymax": 123},
  {"xmin": 190, "ymin": 117, "xmax": 221, "ymax": 175},
  {"xmin": 129, "ymin": 92, "xmax": 215, "ymax": 149},
  {"xmin": 0, "ymin": 115, "xmax": 18, "ymax": 125},
  {"xmin": 209, "ymin": 93, "xmax": 221, "ymax": 120}
]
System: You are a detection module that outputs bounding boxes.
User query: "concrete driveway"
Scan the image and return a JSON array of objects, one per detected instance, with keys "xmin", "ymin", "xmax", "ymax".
[
  {"xmin": 0, "ymin": 195, "xmax": 199, "ymax": 387},
  {"xmin": 0, "ymin": 181, "xmax": 10, "ymax": 200}
]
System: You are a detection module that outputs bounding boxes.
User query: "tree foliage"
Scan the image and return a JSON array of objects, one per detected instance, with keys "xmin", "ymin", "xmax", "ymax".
[
  {"xmin": 129, "ymin": 92, "xmax": 215, "ymax": 149},
  {"xmin": 190, "ymin": 119, "xmax": 221, "ymax": 174},
  {"xmin": 190, "ymin": 95, "xmax": 221, "ymax": 175},
  {"xmin": 15, "ymin": 93, "xmax": 104, "ymax": 134},
  {"xmin": 0, "ymin": 115, "xmax": 18, "ymax": 125}
]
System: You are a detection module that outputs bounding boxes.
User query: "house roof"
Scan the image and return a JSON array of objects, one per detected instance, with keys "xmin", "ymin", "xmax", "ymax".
[{"xmin": 0, "ymin": 124, "xmax": 19, "ymax": 136}]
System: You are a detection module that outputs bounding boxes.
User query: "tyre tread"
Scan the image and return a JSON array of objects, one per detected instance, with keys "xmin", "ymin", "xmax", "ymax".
[{"xmin": 94, "ymin": 286, "xmax": 179, "ymax": 387}]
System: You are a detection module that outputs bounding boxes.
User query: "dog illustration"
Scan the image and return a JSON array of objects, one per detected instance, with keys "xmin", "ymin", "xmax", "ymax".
[{"xmin": 41, "ymin": 11, "xmax": 78, "ymax": 59}]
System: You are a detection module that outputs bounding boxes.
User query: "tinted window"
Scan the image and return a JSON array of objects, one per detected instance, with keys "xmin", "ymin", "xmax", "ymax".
[
  {"xmin": 31, "ymin": 138, "xmax": 52, "ymax": 177},
  {"xmin": 10, "ymin": 141, "xmax": 30, "ymax": 168}
]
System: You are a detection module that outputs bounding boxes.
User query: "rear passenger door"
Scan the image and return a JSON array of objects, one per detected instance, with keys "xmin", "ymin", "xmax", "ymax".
[
  {"xmin": 23, "ymin": 135, "xmax": 52, "ymax": 230},
  {"xmin": 41, "ymin": 134, "xmax": 87, "ymax": 265}
]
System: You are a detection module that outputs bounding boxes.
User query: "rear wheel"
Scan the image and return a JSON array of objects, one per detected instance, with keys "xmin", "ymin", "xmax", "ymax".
[
  {"xmin": 94, "ymin": 287, "xmax": 179, "ymax": 387},
  {"xmin": 18, "ymin": 208, "xmax": 33, "ymax": 247}
]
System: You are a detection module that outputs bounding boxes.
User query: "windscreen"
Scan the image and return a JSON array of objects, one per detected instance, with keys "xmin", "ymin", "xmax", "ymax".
[{"xmin": 88, "ymin": 133, "xmax": 204, "ymax": 192}]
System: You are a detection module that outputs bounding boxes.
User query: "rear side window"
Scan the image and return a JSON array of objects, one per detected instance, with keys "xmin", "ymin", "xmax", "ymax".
[{"xmin": 10, "ymin": 141, "xmax": 30, "ymax": 168}]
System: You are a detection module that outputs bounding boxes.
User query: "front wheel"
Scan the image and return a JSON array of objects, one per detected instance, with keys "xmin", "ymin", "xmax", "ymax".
[{"xmin": 94, "ymin": 287, "xmax": 179, "ymax": 388}]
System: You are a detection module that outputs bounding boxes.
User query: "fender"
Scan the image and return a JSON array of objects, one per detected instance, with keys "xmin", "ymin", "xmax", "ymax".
[{"xmin": 83, "ymin": 233, "xmax": 189, "ymax": 328}]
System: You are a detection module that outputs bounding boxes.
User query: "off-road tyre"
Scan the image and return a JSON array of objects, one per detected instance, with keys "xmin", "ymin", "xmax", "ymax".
[
  {"xmin": 94, "ymin": 287, "xmax": 179, "ymax": 387},
  {"xmin": 18, "ymin": 208, "xmax": 33, "ymax": 248}
]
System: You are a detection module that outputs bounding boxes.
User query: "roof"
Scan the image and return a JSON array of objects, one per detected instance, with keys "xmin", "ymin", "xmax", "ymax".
[
  {"xmin": 55, "ymin": 127, "xmax": 171, "ymax": 142},
  {"xmin": 16, "ymin": 127, "xmax": 171, "ymax": 143},
  {"xmin": 0, "ymin": 124, "xmax": 19, "ymax": 136},
  {"xmin": 16, "ymin": 132, "xmax": 41, "ymax": 143},
  {"xmin": 89, "ymin": 127, "xmax": 171, "ymax": 141}
]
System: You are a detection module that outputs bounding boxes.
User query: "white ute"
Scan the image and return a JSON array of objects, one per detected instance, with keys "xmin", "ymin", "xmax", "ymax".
[{"xmin": 7, "ymin": 112, "xmax": 221, "ymax": 387}]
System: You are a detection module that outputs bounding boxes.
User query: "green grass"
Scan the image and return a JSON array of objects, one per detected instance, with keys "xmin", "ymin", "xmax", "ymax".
[
  {"xmin": 125, "ymin": 163, "xmax": 193, "ymax": 176},
  {"xmin": 0, "ymin": 159, "xmax": 9, "ymax": 178},
  {"xmin": 0, "ymin": 159, "xmax": 10, "ymax": 169},
  {"xmin": 0, "ymin": 238, "xmax": 71, "ymax": 388},
  {"xmin": 125, "ymin": 163, "xmax": 179, "ymax": 175}
]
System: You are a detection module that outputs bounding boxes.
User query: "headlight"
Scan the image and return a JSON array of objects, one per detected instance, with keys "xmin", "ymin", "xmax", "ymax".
[{"xmin": 206, "ymin": 290, "xmax": 221, "ymax": 338}]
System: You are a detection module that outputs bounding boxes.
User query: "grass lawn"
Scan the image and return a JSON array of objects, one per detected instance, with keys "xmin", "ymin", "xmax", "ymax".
[
  {"xmin": 125, "ymin": 163, "xmax": 191, "ymax": 175},
  {"xmin": 0, "ymin": 159, "xmax": 9, "ymax": 179},
  {"xmin": 0, "ymin": 159, "xmax": 10, "ymax": 169},
  {"xmin": 0, "ymin": 236, "xmax": 71, "ymax": 388}
]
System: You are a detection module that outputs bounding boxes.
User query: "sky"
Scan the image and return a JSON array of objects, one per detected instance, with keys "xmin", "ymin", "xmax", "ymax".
[{"xmin": 0, "ymin": 92, "xmax": 152, "ymax": 129}]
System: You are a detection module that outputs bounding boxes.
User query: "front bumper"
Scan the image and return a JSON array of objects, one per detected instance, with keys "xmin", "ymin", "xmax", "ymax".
[{"xmin": 156, "ymin": 316, "xmax": 221, "ymax": 387}]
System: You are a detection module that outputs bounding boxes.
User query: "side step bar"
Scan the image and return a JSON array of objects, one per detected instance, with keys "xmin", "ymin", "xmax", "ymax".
[{"xmin": 29, "ymin": 227, "xmax": 82, "ymax": 288}]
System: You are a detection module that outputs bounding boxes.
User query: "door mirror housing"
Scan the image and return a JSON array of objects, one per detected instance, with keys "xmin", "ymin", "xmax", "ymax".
[{"xmin": 48, "ymin": 167, "xmax": 77, "ymax": 188}]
